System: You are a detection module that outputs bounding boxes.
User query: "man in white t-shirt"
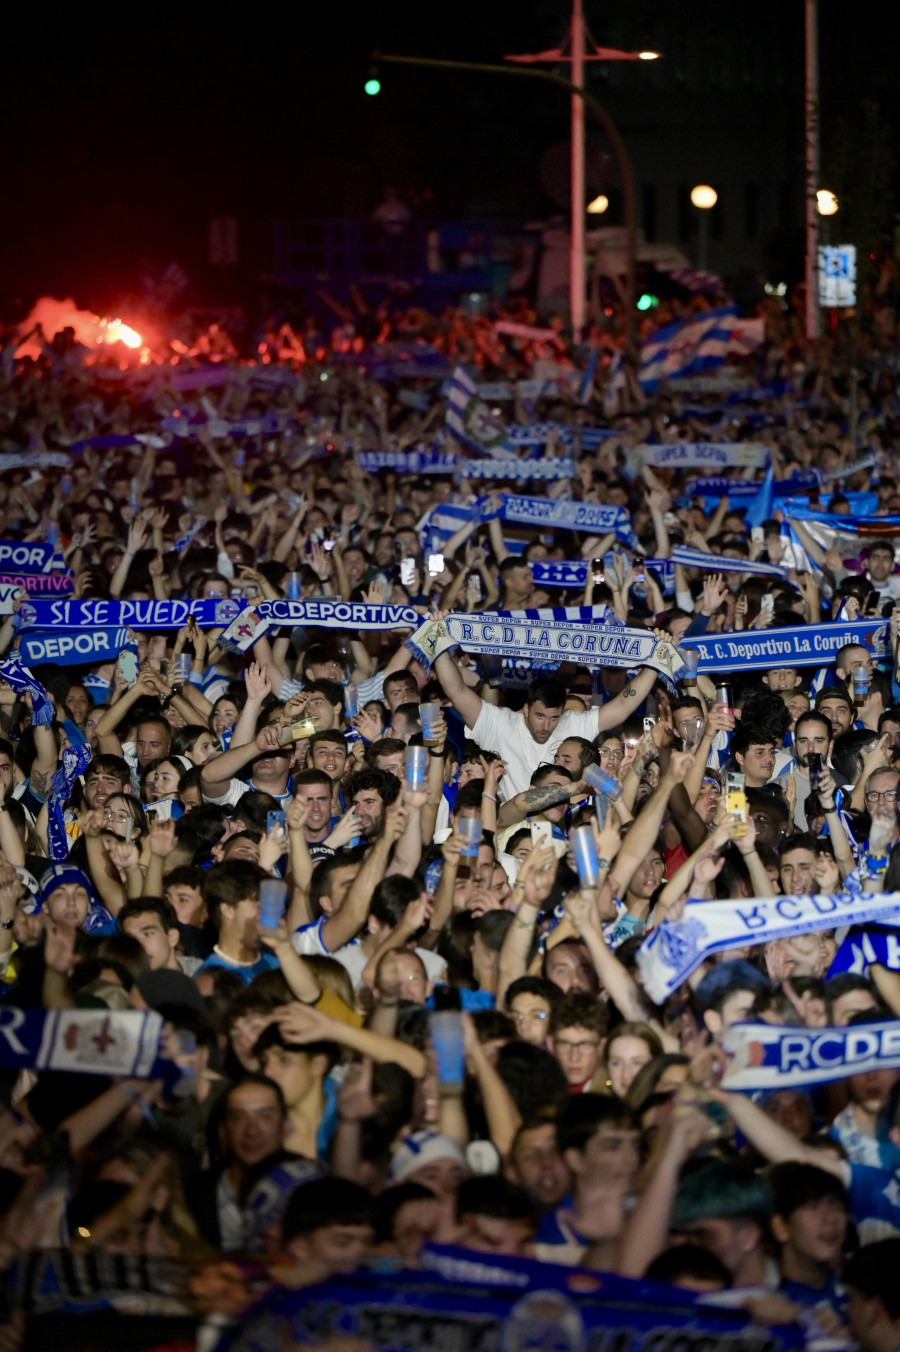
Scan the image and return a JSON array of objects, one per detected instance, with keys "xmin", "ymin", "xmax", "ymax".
[{"xmin": 432, "ymin": 656, "xmax": 667, "ymax": 799}]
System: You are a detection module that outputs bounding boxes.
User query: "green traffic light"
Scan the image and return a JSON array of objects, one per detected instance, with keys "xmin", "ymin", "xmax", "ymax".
[
  {"xmin": 364, "ymin": 78, "xmax": 381, "ymax": 96},
  {"xmin": 637, "ymin": 293, "xmax": 659, "ymax": 311}
]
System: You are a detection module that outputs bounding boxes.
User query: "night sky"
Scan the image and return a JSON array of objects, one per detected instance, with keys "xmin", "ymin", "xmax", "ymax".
[{"xmin": 1, "ymin": 1, "xmax": 896, "ymax": 317}]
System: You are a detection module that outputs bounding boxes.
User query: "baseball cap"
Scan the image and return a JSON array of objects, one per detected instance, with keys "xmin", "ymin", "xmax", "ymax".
[{"xmin": 388, "ymin": 1130, "xmax": 467, "ymax": 1184}]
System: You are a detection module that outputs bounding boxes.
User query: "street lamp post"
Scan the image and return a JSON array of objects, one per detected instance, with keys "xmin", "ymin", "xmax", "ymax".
[
  {"xmin": 375, "ymin": 50, "xmax": 640, "ymax": 349},
  {"xmin": 805, "ymin": 0, "xmax": 822, "ymax": 340},
  {"xmin": 690, "ymin": 184, "xmax": 717, "ymax": 270}
]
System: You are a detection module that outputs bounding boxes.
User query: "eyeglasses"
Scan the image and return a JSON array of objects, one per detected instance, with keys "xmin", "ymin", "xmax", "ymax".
[
  {"xmin": 599, "ymin": 747, "xmax": 624, "ymax": 761},
  {"xmin": 865, "ymin": 789, "xmax": 898, "ymax": 803},
  {"xmin": 103, "ymin": 810, "xmax": 132, "ymax": 823}
]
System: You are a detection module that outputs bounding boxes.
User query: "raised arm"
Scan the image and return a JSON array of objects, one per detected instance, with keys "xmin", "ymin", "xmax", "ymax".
[{"xmin": 433, "ymin": 650, "xmax": 483, "ymax": 730}]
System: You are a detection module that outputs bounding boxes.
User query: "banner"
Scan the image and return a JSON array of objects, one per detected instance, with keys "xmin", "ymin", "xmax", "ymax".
[
  {"xmin": 407, "ymin": 613, "xmax": 685, "ymax": 685},
  {"xmin": 17, "ymin": 596, "xmax": 245, "ymax": 631},
  {"xmin": 445, "ymin": 365, "xmax": 513, "ymax": 454},
  {"xmin": 19, "ymin": 627, "xmax": 130, "ymax": 667},
  {"xmin": 0, "ymin": 1007, "xmax": 166, "ymax": 1079},
  {"xmin": 475, "ymin": 493, "xmax": 637, "ymax": 545},
  {"xmin": 680, "ymin": 617, "xmax": 890, "ymax": 673},
  {"xmin": 216, "ymin": 1245, "xmax": 803, "ymax": 1352},
  {"xmin": 357, "ymin": 449, "xmax": 460, "ymax": 474},
  {"xmin": 458, "ymin": 457, "xmax": 575, "ymax": 481},
  {"xmin": 256, "ymin": 599, "xmax": 422, "ymax": 630},
  {"xmin": 624, "ymin": 443, "xmax": 769, "ymax": 476},
  {"xmin": 637, "ymin": 890, "xmax": 900, "ymax": 1004},
  {"xmin": 722, "ymin": 1018, "xmax": 900, "ymax": 1091}
]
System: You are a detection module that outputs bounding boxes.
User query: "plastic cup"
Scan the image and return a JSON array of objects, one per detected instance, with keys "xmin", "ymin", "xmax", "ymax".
[
  {"xmin": 172, "ymin": 653, "xmax": 192, "ymax": 682},
  {"xmin": 429, "ymin": 1010, "xmax": 465, "ymax": 1091},
  {"xmin": 419, "ymin": 702, "xmax": 441, "ymax": 743},
  {"xmin": 259, "ymin": 878, "xmax": 288, "ymax": 929},
  {"xmin": 405, "ymin": 745, "xmax": 428, "ymax": 790},
  {"xmin": 583, "ymin": 763, "xmax": 623, "ymax": 801},
  {"xmin": 679, "ymin": 647, "xmax": 700, "ymax": 680},
  {"xmin": 457, "ymin": 815, "xmax": 482, "ymax": 857},
  {"xmin": 570, "ymin": 824, "xmax": 601, "ymax": 887},
  {"xmin": 344, "ymin": 684, "xmax": 359, "ymax": 717}
]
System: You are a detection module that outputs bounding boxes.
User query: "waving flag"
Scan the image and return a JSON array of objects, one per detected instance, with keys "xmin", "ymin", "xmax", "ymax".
[
  {"xmin": 445, "ymin": 366, "xmax": 513, "ymax": 455},
  {"xmin": 639, "ymin": 307, "xmax": 765, "ymax": 392}
]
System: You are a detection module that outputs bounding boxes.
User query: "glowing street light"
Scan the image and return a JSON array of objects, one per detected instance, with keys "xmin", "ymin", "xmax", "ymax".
[
  {"xmin": 816, "ymin": 188, "xmax": 838, "ymax": 215},
  {"xmin": 690, "ymin": 185, "xmax": 717, "ymax": 269},
  {"xmin": 690, "ymin": 184, "xmax": 718, "ymax": 210},
  {"xmin": 587, "ymin": 194, "xmax": 609, "ymax": 214}
]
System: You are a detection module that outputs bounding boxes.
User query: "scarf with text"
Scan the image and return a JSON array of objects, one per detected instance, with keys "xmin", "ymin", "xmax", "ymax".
[
  {"xmin": 637, "ymin": 890, "xmax": 900, "ymax": 1004},
  {"xmin": 474, "ymin": 492, "xmax": 638, "ymax": 547},
  {"xmin": 722, "ymin": 1018, "xmax": 900, "ymax": 1091},
  {"xmin": 0, "ymin": 1007, "xmax": 173, "ymax": 1082},
  {"xmin": 680, "ymin": 617, "xmax": 889, "ymax": 673},
  {"xmin": 406, "ymin": 611, "xmax": 684, "ymax": 687},
  {"xmin": 623, "ymin": 442, "xmax": 769, "ymax": 477}
]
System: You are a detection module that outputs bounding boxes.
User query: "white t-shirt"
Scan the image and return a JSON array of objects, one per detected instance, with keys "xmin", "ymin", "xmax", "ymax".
[
  {"xmin": 468, "ymin": 703, "xmax": 599, "ymax": 798},
  {"xmin": 293, "ymin": 919, "xmax": 447, "ymax": 989},
  {"xmin": 202, "ymin": 777, "xmax": 293, "ymax": 808}
]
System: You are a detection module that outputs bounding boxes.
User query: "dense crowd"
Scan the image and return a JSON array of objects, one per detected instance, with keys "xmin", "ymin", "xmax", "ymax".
[{"xmin": 0, "ymin": 293, "xmax": 899, "ymax": 1352}]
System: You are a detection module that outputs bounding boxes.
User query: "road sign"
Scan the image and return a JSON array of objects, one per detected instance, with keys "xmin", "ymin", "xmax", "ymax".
[{"xmin": 818, "ymin": 244, "xmax": 857, "ymax": 307}]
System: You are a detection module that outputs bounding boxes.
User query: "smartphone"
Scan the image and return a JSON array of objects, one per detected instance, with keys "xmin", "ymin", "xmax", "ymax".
[
  {"xmin": 751, "ymin": 526, "xmax": 765, "ymax": 544},
  {"xmin": 761, "ymin": 593, "xmax": 774, "ymax": 613},
  {"xmin": 428, "ymin": 553, "xmax": 444, "ymax": 577},
  {"xmin": 725, "ymin": 771, "xmax": 748, "ymax": 836},
  {"xmin": 633, "ymin": 567, "xmax": 645, "ymax": 585},
  {"xmin": 592, "ymin": 558, "xmax": 604, "ymax": 584},
  {"xmin": 530, "ymin": 819, "xmax": 553, "ymax": 847},
  {"xmin": 266, "ymin": 810, "xmax": 287, "ymax": 839},
  {"xmin": 234, "ymin": 449, "xmax": 245, "ymax": 468},
  {"xmin": 400, "ymin": 557, "xmax": 416, "ymax": 587},
  {"xmin": 323, "ymin": 528, "xmax": 335, "ymax": 552},
  {"xmin": 807, "ymin": 752, "xmax": 823, "ymax": 791},
  {"xmin": 433, "ymin": 984, "xmax": 462, "ymax": 1011},
  {"xmin": 467, "ymin": 571, "xmax": 483, "ymax": 602},
  {"xmin": 61, "ymin": 474, "xmax": 72, "ymax": 496},
  {"xmin": 280, "ymin": 718, "xmax": 316, "ymax": 745},
  {"xmin": 116, "ymin": 648, "xmax": 138, "ymax": 684},
  {"xmin": 393, "ymin": 540, "xmax": 405, "ymax": 561}
]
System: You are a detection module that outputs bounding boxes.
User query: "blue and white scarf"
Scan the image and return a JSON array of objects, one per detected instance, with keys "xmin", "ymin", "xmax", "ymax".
[
  {"xmin": 172, "ymin": 517, "xmax": 207, "ymax": 552},
  {"xmin": 406, "ymin": 611, "xmax": 684, "ymax": 687},
  {"xmin": 0, "ymin": 541, "xmax": 64, "ymax": 574},
  {"xmin": 19, "ymin": 628, "xmax": 131, "ymax": 668},
  {"xmin": 787, "ymin": 505, "xmax": 900, "ymax": 536},
  {"xmin": 474, "ymin": 493, "xmax": 638, "ymax": 547},
  {"xmin": 684, "ymin": 470, "xmax": 823, "ymax": 500},
  {"xmin": 18, "ymin": 596, "xmax": 246, "ymax": 631},
  {"xmin": 623, "ymin": 442, "xmax": 769, "ymax": 476},
  {"xmin": 669, "ymin": 544, "xmax": 788, "ymax": 579},
  {"xmin": 722, "ymin": 1018, "xmax": 900, "ymax": 1091},
  {"xmin": 680, "ymin": 617, "xmax": 890, "ymax": 673},
  {"xmin": 47, "ymin": 741, "xmax": 92, "ymax": 861},
  {"xmin": 0, "ymin": 1007, "xmax": 172, "ymax": 1083},
  {"xmin": 637, "ymin": 890, "xmax": 900, "ymax": 1004},
  {"xmin": 458, "ymin": 458, "xmax": 575, "ymax": 481},
  {"xmin": 256, "ymin": 599, "xmax": 422, "ymax": 630},
  {"xmin": 0, "ymin": 657, "xmax": 53, "ymax": 725},
  {"xmin": 504, "ymin": 424, "xmax": 616, "ymax": 449},
  {"xmin": 0, "ymin": 452, "xmax": 70, "ymax": 472},
  {"xmin": 357, "ymin": 449, "xmax": 460, "ymax": 474}
]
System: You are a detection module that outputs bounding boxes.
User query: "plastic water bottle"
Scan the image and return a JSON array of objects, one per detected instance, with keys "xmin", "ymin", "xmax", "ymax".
[{"xmin": 286, "ymin": 571, "xmax": 302, "ymax": 601}]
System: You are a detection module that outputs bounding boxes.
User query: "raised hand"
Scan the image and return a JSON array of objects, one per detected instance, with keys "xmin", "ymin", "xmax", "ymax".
[
  {"xmin": 148, "ymin": 816, "xmax": 177, "ymax": 858},
  {"xmin": 244, "ymin": 661, "xmax": 272, "ymax": 702},
  {"xmin": 352, "ymin": 706, "xmax": 384, "ymax": 743}
]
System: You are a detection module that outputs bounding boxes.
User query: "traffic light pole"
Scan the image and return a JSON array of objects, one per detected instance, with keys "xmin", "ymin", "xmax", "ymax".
[{"xmin": 374, "ymin": 50, "xmax": 637, "ymax": 350}]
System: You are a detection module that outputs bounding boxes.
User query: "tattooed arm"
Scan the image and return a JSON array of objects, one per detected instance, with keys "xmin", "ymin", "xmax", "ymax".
[
  {"xmin": 28, "ymin": 720, "xmax": 60, "ymax": 804},
  {"xmin": 596, "ymin": 664, "xmax": 658, "ymax": 733},
  {"xmin": 497, "ymin": 774, "xmax": 580, "ymax": 829}
]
